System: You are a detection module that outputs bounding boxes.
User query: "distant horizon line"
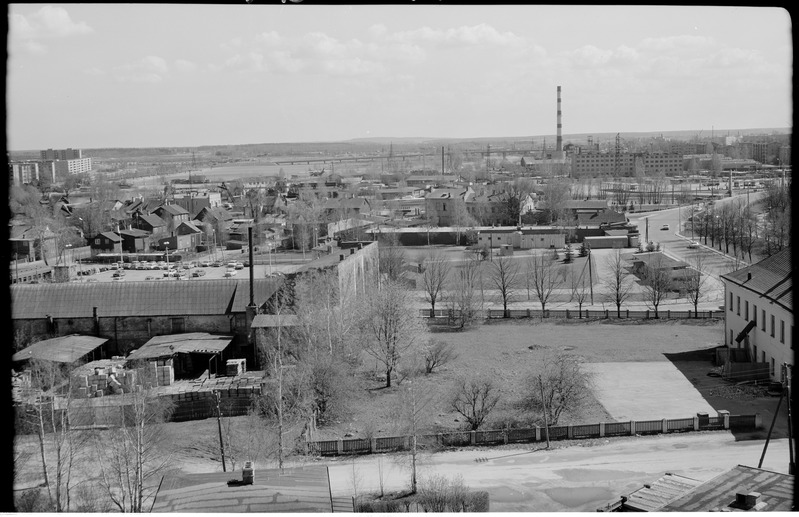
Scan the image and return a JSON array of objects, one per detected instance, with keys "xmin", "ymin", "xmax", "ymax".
[{"xmin": 9, "ymin": 126, "xmax": 791, "ymax": 153}]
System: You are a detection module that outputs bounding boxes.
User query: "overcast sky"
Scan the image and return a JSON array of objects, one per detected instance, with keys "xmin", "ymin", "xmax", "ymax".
[{"xmin": 6, "ymin": 4, "xmax": 793, "ymax": 150}]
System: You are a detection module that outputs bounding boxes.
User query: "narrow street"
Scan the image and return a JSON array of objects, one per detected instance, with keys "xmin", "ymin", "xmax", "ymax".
[{"xmin": 324, "ymin": 433, "xmax": 792, "ymax": 512}]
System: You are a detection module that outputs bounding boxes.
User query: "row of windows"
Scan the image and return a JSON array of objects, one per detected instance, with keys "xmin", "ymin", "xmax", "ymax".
[{"xmin": 730, "ymin": 291, "xmax": 788, "ymax": 343}]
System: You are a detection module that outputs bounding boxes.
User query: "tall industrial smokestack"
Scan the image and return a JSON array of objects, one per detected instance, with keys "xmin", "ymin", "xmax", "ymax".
[{"xmin": 556, "ymin": 86, "xmax": 563, "ymax": 153}]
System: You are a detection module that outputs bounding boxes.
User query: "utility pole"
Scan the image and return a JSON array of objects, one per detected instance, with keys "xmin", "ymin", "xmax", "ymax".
[
  {"xmin": 214, "ymin": 390, "xmax": 227, "ymax": 472},
  {"xmin": 587, "ymin": 245, "xmax": 594, "ymax": 305}
]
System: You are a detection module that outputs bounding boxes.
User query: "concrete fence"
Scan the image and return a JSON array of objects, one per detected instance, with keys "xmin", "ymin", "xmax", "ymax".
[
  {"xmin": 420, "ymin": 308, "xmax": 724, "ymax": 321},
  {"xmin": 305, "ymin": 412, "xmax": 758, "ymax": 457}
]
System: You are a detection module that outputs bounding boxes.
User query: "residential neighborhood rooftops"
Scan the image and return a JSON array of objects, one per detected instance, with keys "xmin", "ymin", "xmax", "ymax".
[{"xmin": 12, "ymin": 334, "xmax": 109, "ymax": 364}]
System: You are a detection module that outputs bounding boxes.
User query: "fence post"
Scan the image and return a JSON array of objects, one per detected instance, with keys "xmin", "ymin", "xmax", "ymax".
[
  {"xmin": 371, "ymin": 437, "xmax": 377, "ymax": 453},
  {"xmin": 599, "ymin": 422, "xmax": 605, "ymax": 437},
  {"xmin": 605, "ymin": 310, "xmax": 609, "ymax": 319},
  {"xmin": 630, "ymin": 420, "xmax": 636, "ymax": 436},
  {"xmin": 566, "ymin": 309, "xmax": 570, "ymax": 319},
  {"xmin": 662, "ymin": 419, "xmax": 668, "ymax": 434},
  {"xmin": 626, "ymin": 309, "xmax": 629, "ymax": 318},
  {"xmin": 470, "ymin": 430, "xmax": 476, "ymax": 445},
  {"xmin": 337, "ymin": 439, "xmax": 343, "ymax": 455},
  {"xmin": 667, "ymin": 310, "xmax": 671, "ymax": 318},
  {"xmin": 718, "ymin": 410, "xmax": 730, "ymax": 429},
  {"xmin": 693, "ymin": 416, "xmax": 699, "ymax": 431},
  {"xmin": 535, "ymin": 425, "xmax": 541, "ymax": 442},
  {"xmin": 646, "ymin": 310, "xmax": 650, "ymax": 319},
  {"xmin": 527, "ymin": 308, "xmax": 531, "ymax": 318},
  {"xmin": 404, "ymin": 436, "xmax": 411, "ymax": 450},
  {"xmin": 567, "ymin": 424, "xmax": 573, "ymax": 439}
]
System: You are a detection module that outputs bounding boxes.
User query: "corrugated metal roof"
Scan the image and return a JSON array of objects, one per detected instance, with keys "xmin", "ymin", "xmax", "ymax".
[
  {"xmin": 12, "ymin": 334, "xmax": 108, "ymax": 364},
  {"xmin": 126, "ymin": 333, "xmax": 233, "ymax": 361},
  {"xmin": 151, "ymin": 466, "xmax": 336, "ymax": 513},
  {"xmin": 11, "ymin": 278, "xmax": 284, "ymax": 319},
  {"xmin": 721, "ymin": 247, "xmax": 792, "ymax": 311},
  {"xmin": 661, "ymin": 465, "xmax": 794, "ymax": 512}
]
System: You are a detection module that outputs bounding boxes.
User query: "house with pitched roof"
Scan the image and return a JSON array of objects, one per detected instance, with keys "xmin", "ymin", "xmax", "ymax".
[
  {"xmin": 89, "ymin": 231, "xmax": 123, "ymax": 255},
  {"xmin": 154, "ymin": 204, "xmax": 190, "ymax": 234},
  {"xmin": 720, "ymin": 247, "xmax": 792, "ymax": 382}
]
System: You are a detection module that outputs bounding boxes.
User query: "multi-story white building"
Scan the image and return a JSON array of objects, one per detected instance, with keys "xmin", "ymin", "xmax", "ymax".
[
  {"xmin": 571, "ymin": 151, "xmax": 683, "ymax": 177},
  {"xmin": 52, "ymin": 157, "xmax": 93, "ymax": 175},
  {"xmin": 720, "ymin": 247, "xmax": 792, "ymax": 383},
  {"xmin": 9, "ymin": 161, "xmax": 40, "ymax": 186}
]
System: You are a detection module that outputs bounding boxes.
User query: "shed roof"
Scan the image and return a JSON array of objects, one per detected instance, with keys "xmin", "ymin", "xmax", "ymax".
[
  {"xmin": 12, "ymin": 334, "xmax": 109, "ymax": 364},
  {"xmin": 11, "ymin": 278, "xmax": 284, "ymax": 319},
  {"xmin": 151, "ymin": 465, "xmax": 338, "ymax": 513},
  {"xmin": 661, "ymin": 465, "xmax": 794, "ymax": 512},
  {"xmin": 126, "ymin": 333, "xmax": 234, "ymax": 361},
  {"xmin": 622, "ymin": 472, "xmax": 704, "ymax": 511}
]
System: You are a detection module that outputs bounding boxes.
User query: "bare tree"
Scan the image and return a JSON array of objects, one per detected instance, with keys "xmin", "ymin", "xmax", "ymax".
[
  {"xmin": 423, "ymin": 340, "xmax": 458, "ymax": 374},
  {"xmin": 377, "ymin": 233, "xmax": 407, "ymax": 282},
  {"xmin": 488, "ymin": 256, "xmax": 521, "ymax": 318},
  {"xmin": 684, "ymin": 253, "xmax": 711, "ymax": 317},
  {"xmin": 445, "ymin": 256, "xmax": 483, "ymax": 329},
  {"xmin": 526, "ymin": 251, "xmax": 559, "ymax": 312},
  {"xmin": 392, "ymin": 379, "xmax": 437, "ymax": 494},
  {"xmin": 358, "ymin": 279, "xmax": 426, "ymax": 388},
  {"xmin": 527, "ymin": 353, "xmax": 593, "ymax": 427},
  {"xmin": 568, "ymin": 264, "xmax": 592, "ymax": 316},
  {"xmin": 94, "ymin": 381, "xmax": 175, "ymax": 512},
  {"xmin": 421, "ymin": 252, "xmax": 452, "ymax": 316},
  {"xmin": 450, "ymin": 376, "xmax": 501, "ymax": 431},
  {"xmin": 639, "ymin": 253, "xmax": 673, "ymax": 318},
  {"xmin": 602, "ymin": 248, "xmax": 634, "ymax": 317}
]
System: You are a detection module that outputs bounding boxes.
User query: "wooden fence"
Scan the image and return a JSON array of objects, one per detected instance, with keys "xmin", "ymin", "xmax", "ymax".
[
  {"xmin": 420, "ymin": 308, "xmax": 724, "ymax": 320},
  {"xmin": 305, "ymin": 413, "xmax": 757, "ymax": 457}
]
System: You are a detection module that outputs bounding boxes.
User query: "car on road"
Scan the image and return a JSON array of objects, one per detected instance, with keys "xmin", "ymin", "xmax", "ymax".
[
  {"xmin": 660, "ymin": 224, "xmax": 670, "ymax": 231},
  {"xmin": 224, "ymin": 269, "xmax": 237, "ymax": 277},
  {"xmin": 211, "ymin": 261, "xmax": 223, "ymax": 267},
  {"xmin": 234, "ymin": 262, "xmax": 244, "ymax": 270},
  {"xmin": 687, "ymin": 241, "xmax": 700, "ymax": 249},
  {"xmin": 112, "ymin": 271, "xmax": 126, "ymax": 278}
]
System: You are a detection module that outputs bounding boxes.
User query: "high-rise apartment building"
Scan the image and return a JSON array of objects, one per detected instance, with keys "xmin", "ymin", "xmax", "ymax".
[{"xmin": 41, "ymin": 148, "xmax": 83, "ymax": 160}]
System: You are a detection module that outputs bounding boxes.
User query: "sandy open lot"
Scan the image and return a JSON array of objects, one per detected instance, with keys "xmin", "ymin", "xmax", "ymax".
[{"xmin": 583, "ymin": 362, "xmax": 717, "ymax": 421}]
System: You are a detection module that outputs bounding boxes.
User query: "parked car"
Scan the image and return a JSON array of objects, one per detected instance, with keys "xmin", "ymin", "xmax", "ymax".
[
  {"xmin": 227, "ymin": 262, "xmax": 237, "ymax": 269},
  {"xmin": 112, "ymin": 275, "xmax": 125, "ymax": 281},
  {"xmin": 224, "ymin": 269, "xmax": 237, "ymax": 277},
  {"xmin": 687, "ymin": 241, "xmax": 700, "ymax": 249},
  {"xmin": 211, "ymin": 261, "xmax": 223, "ymax": 267},
  {"xmin": 112, "ymin": 271, "xmax": 125, "ymax": 278},
  {"xmin": 192, "ymin": 270, "xmax": 206, "ymax": 277},
  {"xmin": 660, "ymin": 224, "xmax": 670, "ymax": 231},
  {"xmin": 234, "ymin": 262, "xmax": 244, "ymax": 270},
  {"xmin": 147, "ymin": 262, "xmax": 159, "ymax": 270},
  {"xmin": 200, "ymin": 261, "xmax": 211, "ymax": 267}
]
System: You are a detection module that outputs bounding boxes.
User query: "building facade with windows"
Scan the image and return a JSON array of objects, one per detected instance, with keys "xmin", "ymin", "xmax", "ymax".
[
  {"xmin": 720, "ymin": 248, "xmax": 792, "ymax": 382},
  {"xmin": 571, "ymin": 152, "xmax": 683, "ymax": 177}
]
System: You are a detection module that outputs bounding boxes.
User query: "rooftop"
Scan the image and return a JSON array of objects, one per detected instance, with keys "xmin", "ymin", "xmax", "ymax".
[{"xmin": 721, "ymin": 247, "xmax": 792, "ymax": 312}]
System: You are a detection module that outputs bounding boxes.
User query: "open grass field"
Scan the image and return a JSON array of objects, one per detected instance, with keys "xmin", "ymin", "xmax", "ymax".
[{"xmin": 312, "ymin": 318, "xmax": 726, "ymax": 440}]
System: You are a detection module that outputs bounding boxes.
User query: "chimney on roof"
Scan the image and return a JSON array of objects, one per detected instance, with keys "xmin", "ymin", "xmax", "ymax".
[
  {"xmin": 747, "ymin": 272, "xmax": 752, "ymax": 281},
  {"xmin": 734, "ymin": 491, "xmax": 761, "ymax": 510},
  {"xmin": 242, "ymin": 461, "xmax": 254, "ymax": 485}
]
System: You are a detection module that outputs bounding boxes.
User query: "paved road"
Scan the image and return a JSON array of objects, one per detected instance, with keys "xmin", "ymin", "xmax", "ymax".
[
  {"xmin": 628, "ymin": 191, "xmax": 765, "ymax": 280},
  {"xmin": 325, "ymin": 433, "xmax": 791, "ymax": 512}
]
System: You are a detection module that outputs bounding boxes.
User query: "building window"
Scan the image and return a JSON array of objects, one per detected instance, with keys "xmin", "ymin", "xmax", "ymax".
[
  {"xmin": 771, "ymin": 358, "xmax": 775, "ymax": 376},
  {"xmin": 744, "ymin": 301, "xmax": 749, "ymax": 320},
  {"xmin": 753, "ymin": 304, "xmax": 757, "ymax": 325},
  {"xmin": 736, "ymin": 296, "xmax": 740, "ymax": 316},
  {"xmin": 771, "ymin": 315, "xmax": 775, "ymax": 337},
  {"xmin": 729, "ymin": 292, "xmax": 733, "ymax": 311},
  {"xmin": 780, "ymin": 320, "xmax": 785, "ymax": 343},
  {"xmin": 730, "ymin": 330, "xmax": 734, "ymax": 345},
  {"xmin": 762, "ymin": 310, "xmax": 766, "ymax": 331},
  {"xmin": 753, "ymin": 345, "xmax": 757, "ymax": 362}
]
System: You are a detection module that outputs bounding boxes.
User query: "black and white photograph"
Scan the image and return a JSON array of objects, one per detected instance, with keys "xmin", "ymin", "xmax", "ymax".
[{"xmin": 6, "ymin": 3, "xmax": 793, "ymax": 512}]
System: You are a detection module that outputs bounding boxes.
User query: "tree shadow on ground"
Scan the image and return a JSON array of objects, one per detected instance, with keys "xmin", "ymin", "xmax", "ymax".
[{"xmin": 664, "ymin": 348, "xmax": 790, "ymax": 441}]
